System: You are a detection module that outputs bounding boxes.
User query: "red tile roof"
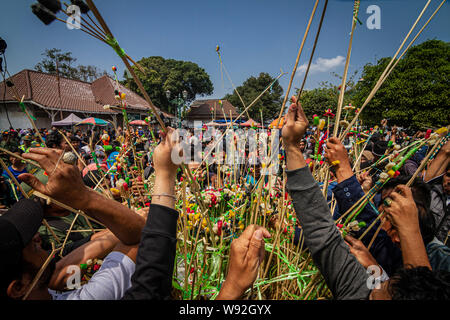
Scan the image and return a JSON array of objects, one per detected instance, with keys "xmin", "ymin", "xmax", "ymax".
[
  {"xmin": 186, "ymin": 99, "xmax": 241, "ymax": 120},
  {"xmin": 0, "ymin": 69, "xmax": 170, "ymax": 116}
]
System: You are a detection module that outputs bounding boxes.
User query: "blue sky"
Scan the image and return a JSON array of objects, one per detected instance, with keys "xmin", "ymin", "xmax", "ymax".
[{"xmin": 1, "ymin": 0, "xmax": 449, "ymax": 103}]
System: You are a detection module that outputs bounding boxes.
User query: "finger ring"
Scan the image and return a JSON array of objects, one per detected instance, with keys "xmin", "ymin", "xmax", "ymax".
[
  {"xmin": 383, "ymin": 197, "xmax": 393, "ymax": 207},
  {"xmin": 63, "ymin": 152, "xmax": 77, "ymax": 165}
]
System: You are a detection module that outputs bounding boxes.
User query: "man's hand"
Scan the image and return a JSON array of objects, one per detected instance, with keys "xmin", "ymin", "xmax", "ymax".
[
  {"xmin": 20, "ymin": 147, "xmax": 145, "ymax": 245},
  {"xmin": 383, "ymin": 185, "xmax": 431, "ymax": 269},
  {"xmin": 152, "ymin": 127, "xmax": 181, "ymax": 209},
  {"xmin": 19, "ymin": 148, "xmax": 90, "ymax": 210},
  {"xmin": 282, "ymin": 96, "xmax": 309, "ymax": 171},
  {"xmin": 324, "ymin": 137, "xmax": 353, "ymax": 182},
  {"xmin": 217, "ymin": 225, "xmax": 271, "ymax": 300},
  {"xmin": 281, "ymin": 96, "xmax": 309, "ymax": 150},
  {"xmin": 152, "ymin": 127, "xmax": 180, "ymax": 177},
  {"xmin": 345, "ymin": 235, "xmax": 378, "ymax": 269},
  {"xmin": 383, "ymin": 185, "xmax": 420, "ymax": 235},
  {"xmin": 356, "ymin": 171, "xmax": 373, "ymax": 193}
]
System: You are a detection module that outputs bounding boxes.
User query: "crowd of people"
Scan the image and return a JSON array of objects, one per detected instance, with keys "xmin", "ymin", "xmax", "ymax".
[{"xmin": 0, "ymin": 97, "xmax": 449, "ymax": 300}]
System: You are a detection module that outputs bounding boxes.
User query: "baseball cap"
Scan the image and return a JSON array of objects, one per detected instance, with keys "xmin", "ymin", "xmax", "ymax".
[{"xmin": 0, "ymin": 199, "xmax": 44, "ymax": 297}]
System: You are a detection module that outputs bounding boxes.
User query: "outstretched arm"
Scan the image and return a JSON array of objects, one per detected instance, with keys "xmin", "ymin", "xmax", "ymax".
[
  {"xmin": 283, "ymin": 97, "xmax": 370, "ymax": 300},
  {"xmin": 384, "ymin": 185, "xmax": 431, "ymax": 269},
  {"xmin": 20, "ymin": 148, "xmax": 145, "ymax": 245},
  {"xmin": 122, "ymin": 127, "xmax": 180, "ymax": 300}
]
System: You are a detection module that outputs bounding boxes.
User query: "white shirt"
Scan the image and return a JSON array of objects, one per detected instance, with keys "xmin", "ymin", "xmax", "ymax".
[{"xmin": 49, "ymin": 252, "xmax": 135, "ymax": 300}]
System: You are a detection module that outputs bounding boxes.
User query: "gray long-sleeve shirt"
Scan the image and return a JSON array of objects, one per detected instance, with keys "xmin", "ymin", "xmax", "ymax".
[{"xmin": 286, "ymin": 166, "xmax": 371, "ymax": 300}]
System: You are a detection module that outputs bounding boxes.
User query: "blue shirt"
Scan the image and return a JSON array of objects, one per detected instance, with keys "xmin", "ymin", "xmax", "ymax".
[
  {"xmin": 332, "ymin": 175, "xmax": 403, "ymax": 276},
  {"xmin": 2, "ymin": 166, "xmax": 27, "ymax": 182}
]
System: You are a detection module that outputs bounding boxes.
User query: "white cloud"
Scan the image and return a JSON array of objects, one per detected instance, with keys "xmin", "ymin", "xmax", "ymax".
[{"xmin": 297, "ymin": 55, "xmax": 345, "ymax": 75}]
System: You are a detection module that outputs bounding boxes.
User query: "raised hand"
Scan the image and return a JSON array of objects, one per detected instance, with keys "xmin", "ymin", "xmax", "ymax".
[
  {"xmin": 20, "ymin": 148, "xmax": 89, "ymax": 210},
  {"xmin": 345, "ymin": 234, "xmax": 378, "ymax": 269},
  {"xmin": 383, "ymin": 185, "xmax": 420, "ymax": 234},
  {"xmin": 324, "ymin": 137, "xmax": 353, "ymax": 182},
  {"xmin": 281, "ymin": 96, "xmax": 309, "ymax": 150},
  {"xmin": 217, "ymin": 225, "xmax": 271, "ymax": 300},
  {"xmin": 20, "ymin": 147, "xmax": 145, "ymax": 245},
  {"xmin": 384, "ymin": 185, "xmax": 431, "ymax": 268},
  {"xmin": 152, "ymin": 127, "xmax": 181, "ymax": 175},
  {"xmin": 356, "ymin": 170, "xmax": 373, "ymax": 193}
]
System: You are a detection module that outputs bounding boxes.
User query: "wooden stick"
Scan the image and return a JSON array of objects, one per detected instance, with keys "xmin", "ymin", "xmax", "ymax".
[
  {"xmin": 340, "ymin": 0, "xmax": 433, "ymax": 140},
  {"xmin": 23, "ymin": 245, "xmax": 62, "ymax": 300},
  {"xmin": 333, "ymin": 0, "xmax": 359, "ymax": 137},
  {"xmin": 58, "ymin": 213, "xmax": 80, "ymax": 258},
  {"xmin": 295, "ymin": 0, "xmax": 329, "ymax": 101},
  {"xmin": 31, "ymin": 190, "xmax": 104, "ymax": 226},
  {"xmin": 275, "ymin": 0, "xmax": 320, "ymax": 125},
  {"xmin": 0, "ymin": 147, "xmax": 41, "ymax": 168}
]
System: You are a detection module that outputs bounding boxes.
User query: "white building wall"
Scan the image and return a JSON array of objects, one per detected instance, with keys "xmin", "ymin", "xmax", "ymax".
[{"xmin": 0, "ymin": 108, "xmax": 32, "ymax": 130}]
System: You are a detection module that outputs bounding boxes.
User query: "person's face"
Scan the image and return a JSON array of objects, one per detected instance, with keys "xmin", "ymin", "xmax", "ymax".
[
  {"xmin": 7, "ymin": 233, "xmax": 56, "ymax": 299},
  {"xmin": 10, "ymin": 153, "xmax": 23, "ymax": 167},
  {"xmin": 22, "ymin": 233, "xmax": 48, "ymax": 268},
  {"xmin": 70, "ymin": 140, "xmax": 80, "ymax": 150},
  {"xmin": 60, "ymin": 140, "xmax": 70, "ymax": 152},
  {"xmin": 443, "ymin": 169, "xmax": 450, "ymax": 195},
  {"xmin": 299, "ymin": 141, "xmax": 306, "ymax": 152},
  {"xmin": 378, "ymin": 188, "xmax": 400, "ymax": 245}
]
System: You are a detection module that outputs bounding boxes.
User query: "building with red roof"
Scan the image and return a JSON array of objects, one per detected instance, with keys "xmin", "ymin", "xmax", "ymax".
[{"xmin": 0, "ymin": 69, "xmax": 173, "ymax": 130}]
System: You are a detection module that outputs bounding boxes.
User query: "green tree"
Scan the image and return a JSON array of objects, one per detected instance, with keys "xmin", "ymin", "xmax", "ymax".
[
  {"xmin": 121, "ymin": 56, "xmax": 213, "ymax": 113},
  {"xmin": 352, "ymin": 40, "xmax": 450, "ymax": 129},
  {"xmin": 297, "ymin": 70, "xmax": 357, "ymax": 120},
  {"xmin": 223, "ymin": 72, "xmax": 283, "ymax": 121},
  {"xmin": 35, "ymin": 48, "xmax": 107, "ymax": 82}
]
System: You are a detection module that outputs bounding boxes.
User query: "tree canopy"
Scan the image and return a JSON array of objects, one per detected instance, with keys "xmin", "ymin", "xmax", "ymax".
[
  {"xmin": 121, "ymin": 56, "xmax": 213, "ymax": 113},
  {"xmin": 297, "ymin": 71, "xmax": 357, "ymax": 120},
  {"xmin": 35, "ymin": 48, "xmax": 107, "ymax": 82},
  {"xmin": 223, "ymin": 72, "xmax": 283, "ymax": 122},
  {"xmin": 352, "ymin": 40, "xmax": 450, "ymax": 129}
]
